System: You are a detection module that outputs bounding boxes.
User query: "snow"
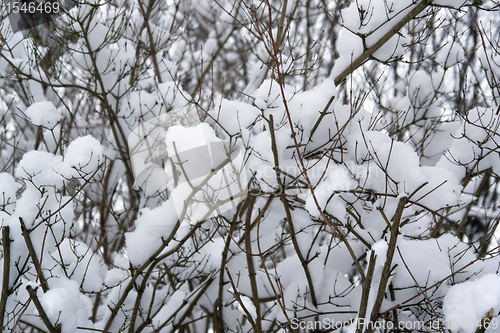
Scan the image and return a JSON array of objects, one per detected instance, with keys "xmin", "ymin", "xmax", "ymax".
[
  {"xmin": 60, "ymin": 135, "xmax": 104, "ymax": 177},
  {"xmin": 433, "ymin": 0, "xmax": 468, "ymax": 8},
  {"xmin": 3, "ymin": 1, "xmax": 500, "ymax": 332},
  {"xmin": 417, "ymin": 166, "xmax": 461, "ymax": 210},
  {"xmin": 443, "ymin": 274, "xmax": 500, "ymax": 333},
  {"xmin": 15, "ymin": 151, "xmax": 64, "ymax": 187},
  {"xmin": 211, "ymin": 99, "xmax": 261, "ymax": 136},
  {"xmin": 24, "ymin": 101, "xmax": 62, "ymax": 128},
  {"xmin": 127, "ymin": 104, "xmax": 200, "ymax": 191},
  {"xmin": 237, "ymin": 295, "xmax": 257, "ymax": 320},
  {"xmin": 0, "ymin": 173, "xmax": 18, "ymax": 208},
  {"xmin": 325, "ymin": 196, "xmax": 347, "ymax": 220},
  {"xmin": 394, "ymin": 235, "xmax": 477, "ymax": 288},
  {"xmin": 191, "ymin": 237, "xmax": 225, "ymax": 274},
  {"xmin": 49, "ymin": 238, "xmax": 105, "ymax": 292},
  {"xmin": 306, "ymin": 164, "xmax": 357, "ymax": 217},
  {"xmin": 347, "ymin": 130, "xmax": 422, "ymax": 190},
  {"xmin": 408, "ymin": 70, "xmax": 435, "ymax": 108},
  {"xmin": 371, "ymin": 240, "xmax": 388, "ymax": 269},
  {"xmin": 87, "ymin": 22, "xmax": 108, "ymax": 52},
  {"xmin": 437, "ymin": 106, "xmax": 500, "ymax": 180},
  {"xmin": 104, "ymin": 268, "xmax": 129, "ymax": 287},
  {"xmin": 125, "ymin": 198, "xmax": 178, "ymax": 266},
  {"xmin": 331, "ymin": 0, "xmax": 420, "ymax": 78},
  {"xmin": 372, "ymin": 34, "xmax": 406, "ymax": 60},
  {"xmin": 41, "ymin": 279, "xmax": 94, "ymax": 333},
  {"xmin": 155, "ymin": 289, "xmax": 187, "ymax": 325},
  {"xmin": 165, "ymin": 123, "xmax": 220, "ymax": 155}
]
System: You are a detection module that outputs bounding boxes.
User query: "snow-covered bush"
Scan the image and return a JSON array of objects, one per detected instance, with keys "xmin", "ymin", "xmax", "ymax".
[{"xmin": 1, "ymin": 0, "xmax": 500, "ymax": 332}]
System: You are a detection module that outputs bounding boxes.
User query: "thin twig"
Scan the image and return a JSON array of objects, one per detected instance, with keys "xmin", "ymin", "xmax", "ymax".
[
  {"xmin": 381, "ymin": 245, "xmax": 500, "ymax": 316},
  {"xmin": 396, "ymin": 246, "xmax": 447, "ymax": 333},
  {"xmin": 225, "ymin": 267, "xmax": 257, "ymax": 329},
  {"xmin": 269, "ymin": 114, "xmax": 319, "ymax": 307}
]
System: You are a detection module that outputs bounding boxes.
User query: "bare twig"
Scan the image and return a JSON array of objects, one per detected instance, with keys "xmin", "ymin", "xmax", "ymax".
[
  {"xmin": 382, "ymin": 244, "xmax": 500, "ymax": 315},
  {"xmin": 269, "ymin": 114, "xmax": 318, "ymax": 307},
  {"xmin": 225, "ymin": 267, "xmax": 257, "ymax": 330}
]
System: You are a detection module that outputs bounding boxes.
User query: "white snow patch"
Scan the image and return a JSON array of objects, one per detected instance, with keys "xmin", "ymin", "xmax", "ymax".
[
  {"xmin": 15, "ymin": 151, "xmax": 64, "ymax": 187},
  {"xmin": 0, "ymin": 173, "xmax": 18, "ymax": 207},
  {"xmin": 61, "ymin": 135, "xmax": 104, "ymax": 176},
  {"xmin": 40, "ymin": 279, "xmax": 94, "ymax": 333},
  {"xmin": 443, "ymin": 274, "xmax": 500, "ymax": 333},
  {"xmin": 237, "ymin": 295, "xmax": 257, "ymax": 320},
  {"xmin": 125, "ymin": 198, "xmax": 178, "ymax": 266},
  {"xmin": 24, "ymin": 101, "xmax": 61, "ymax": 128}
]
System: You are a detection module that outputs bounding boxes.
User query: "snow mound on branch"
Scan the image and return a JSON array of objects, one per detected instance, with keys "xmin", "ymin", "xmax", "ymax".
[
  {"xmin": 211, "ymin": 99, "xmax": 261, "ymax": 136},
  {"xmin": 236, "ymin": 295, "xmax": 257, "ymax": 320},
  {"xmin": 15, "ymin": 136, "xmax": 103, "ymax": 187},
  {"xmin": 40, "ymin": 279, "xmax": 94, "ymax": 333},
  {"xmin": 332, "ymin": 0, "xmax": 416, "ymax": 77},
  {"xmin": 104, "ymin": 268, "xmax": 128, "ymax": 287},
  {"xmin": 125, "ymin": 198, "xmax": 178, "ymax": 266},
  {"xmin": 438, "ymin": 107, "xmax": 500, "ymax": 180},
  {"xmin": 0, "ymin": 173, "xmax": 18, "ymax": 207},
  {"xmin": 165, "ymin": 123, "xmax": 220, "ymax": 154},
  {"xmin": 64, "ymin": 135, "xmax": 104, "ymax": 173},
  {"xmin": 15, "ymin": 151, "xmax": 64, "ymax": 187},
  {"xmin": 345, "ymin": 129, "xmax": 461, "ymax": 209},
  {"xmin": 50, "ymin": 239, "xmax": 106, "ymax": 292},
  {"xmin": 24, "ymin": 101, "xmax": 62, "ymax": 128},
  {"xmin": 394, "ymin": 235, "xmax": 475, "ymax": 289},
  {"xmin": 408, "ymin": 70, "xmax": 435, "ymax": 108},
  {"xmin": 443, "ymin": 274, "xmax": 500, "ymax": 333}
]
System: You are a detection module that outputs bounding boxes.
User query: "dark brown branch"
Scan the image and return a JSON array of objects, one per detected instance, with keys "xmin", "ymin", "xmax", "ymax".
[
  {"xmin": 356, "ymin": 250, "xmax": 377, "ymax": 333},
  {"xmin": 225, "ymin": 267, "xmax": 257, "ymax": 329},
  {"xmin": 26, "ymin": 285, "xmax": 61, "ymax": 333},
  {"xmin": 244, "ymin": 194, "xmax": 262, "ymax": 333},
  {"xmin": 19, "ymin": 218, "xmax": 49, "ymax": 293},
  {"xmin": 0, "ymin": 226, "xmax": 10, "ymax": 330},
  {"xmin": 334, "ymin": 0, "xmax": 432, "ymax": 86},
  {"xmin": 309, "ymin": 95, "xmax": 335, "ymax": 141},
  {"xmin": 215, "ymin": 203, "xmax": 245, "ymax": 333},
  {"xmin": 366, "ymin": 196, "xmax": 408, "ymax": 333}
]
